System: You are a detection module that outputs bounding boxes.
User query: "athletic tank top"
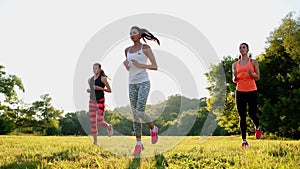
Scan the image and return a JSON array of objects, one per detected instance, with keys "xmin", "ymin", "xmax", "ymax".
[
  {"xmin": 127, "ymin": 44, "xmax": 149, "ymax": 84},
  {"xmin": 236, "ymin": 58, "xmax": 257, "ymax": 92},
  {"xmin": 89, "ymin": 75, "xmax": 105, "ymax": 100}
]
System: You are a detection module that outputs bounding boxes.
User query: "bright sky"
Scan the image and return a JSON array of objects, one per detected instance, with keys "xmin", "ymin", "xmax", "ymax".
[{"xmin": 0, "ymin": 0, "xmax": 299, "ymax": 113}]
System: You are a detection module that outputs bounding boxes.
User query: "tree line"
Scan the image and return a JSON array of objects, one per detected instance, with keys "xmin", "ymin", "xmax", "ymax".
[{"xmin": 0, "ymin": 12, "xmax": 299, "ymax": 138}]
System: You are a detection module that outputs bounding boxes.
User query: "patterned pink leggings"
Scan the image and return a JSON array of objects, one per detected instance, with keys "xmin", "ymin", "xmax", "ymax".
[{"xmin": 89, "ymin": 98, "xmax": 109, "ymax": 136}]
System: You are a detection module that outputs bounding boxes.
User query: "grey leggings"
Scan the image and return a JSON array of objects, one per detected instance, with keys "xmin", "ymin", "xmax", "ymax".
[{"xmin": 129, "ymin": 81, "xmax": 153, "ymax": 136}]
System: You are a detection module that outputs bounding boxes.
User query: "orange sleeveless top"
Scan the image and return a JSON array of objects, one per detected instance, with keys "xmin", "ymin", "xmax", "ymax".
[{"xmin": 236, "ymin": 58, "xmax": 257, "ymax": 92}]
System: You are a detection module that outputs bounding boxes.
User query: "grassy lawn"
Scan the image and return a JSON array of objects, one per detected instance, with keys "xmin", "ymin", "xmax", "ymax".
[{"xmin": 0, "ymin": 135, "xmax": 299, "ymax": 169}]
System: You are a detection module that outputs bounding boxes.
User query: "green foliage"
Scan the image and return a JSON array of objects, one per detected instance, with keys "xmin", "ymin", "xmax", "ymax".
[
  {"xmin": 15, "ymin": 101, "xmax": 39, "ymax": 133},
  {"xmin": 30, "ymin": 94, "xmax": 63, "ymax": 135},
  {"xmin": 105, "ymin": 110, "xmax": 133, "ymax": 136},
  {"xmin": 46, "ymin": 126, "xmax": 60, "ymax": 136},
  {"xmin": 0, "ymin": 114, "xmax": 15, "ymax": 134},
  {"xmin": 257, "ymin": 12, "xmax": 300, "ymax": 139},
  {"xmin": 60, "ymin": 112, "xmax": 86, "ymax": 135},
  {"xmin": 0, "ymin": 65, "xmax": 25, "ymax": 134},
  {"xmin": 205, "ymin": 56, "xmax": 241, "ymax": 135},
  {"xmin": 0, "ymin": 65, "xmax": 24, "ymax": 102},
  {"xmin": 112, "ymin": 95, "xmax": 211, "ymax": 136}
]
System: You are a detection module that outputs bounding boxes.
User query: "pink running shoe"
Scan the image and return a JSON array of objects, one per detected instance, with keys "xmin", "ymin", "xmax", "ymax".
[
  {"xmin": 132, "ymin": 144, "xmax": 144, "ymax": 155},
  {"xmin": 242, "ymin": 141, "xmax": 249, "ymax": 149},
  {"xmin": 150, "ymin": 126, "xmax": 158, "ymax": 144},
  {"xmin": 255, "ymin": 128, "xmax": 262, "ymax": 139}
]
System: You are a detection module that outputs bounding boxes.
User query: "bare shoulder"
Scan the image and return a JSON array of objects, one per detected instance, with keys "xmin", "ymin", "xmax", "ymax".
[
  {"xmin": 251, "ymin": 59, "xmax": 259, "ymax": 65},
  {"xmin": 101, "ymin": 76, "xmax": 108, "ymax": 82},
  {"xmin": 232, "ymin": 61, "xmax": 237, "ymax": 67},
  {"xmin": 142, "ymin": 44, "xmax": 151, "ymax": 49},
  {"xmin": 125, "ymin": 47, "xmax": 130, "ymax": 53},
  {"xmin": 124, "ymin": 47, "xmax": 131, "ymax": 57}
]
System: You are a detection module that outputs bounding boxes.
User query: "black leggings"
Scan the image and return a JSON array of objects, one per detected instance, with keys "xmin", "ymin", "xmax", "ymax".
[{"xmin": 236, "ymin": 90, "xmax": 260, "ymax": 140}]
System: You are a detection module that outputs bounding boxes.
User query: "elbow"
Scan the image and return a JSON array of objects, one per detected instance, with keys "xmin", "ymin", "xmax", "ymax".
[
  {"xmin": 233, "ymin": 77, "xmax": 238, "ymax": 83},
  {"xmin": 255, "ymin": 74, "xmax": 260, "ymax": 81},
  {"xmin": 152, "ymin": 65, "xmax": 158, "ymax": 70}
]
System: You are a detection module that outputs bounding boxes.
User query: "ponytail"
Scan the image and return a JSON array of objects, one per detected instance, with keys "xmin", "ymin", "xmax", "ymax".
[
  {"xmin": 131, "ymin": 26, "xmax": 160, "ymax": 45},
  {"xmin": 100, "ymin": 70, "xmax": 111, "ymax": 80}
]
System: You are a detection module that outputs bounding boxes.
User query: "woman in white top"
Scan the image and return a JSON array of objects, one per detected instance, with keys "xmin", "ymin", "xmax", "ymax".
[{"xmin": 123, "ymin": 26, "xmax": 160, "ymax": 155}]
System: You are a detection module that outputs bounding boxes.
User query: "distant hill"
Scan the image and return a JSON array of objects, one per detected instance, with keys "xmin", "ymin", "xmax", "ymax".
[
  {"xmin": 113, "ymin": 94, "xmax": 202, "ymax": 119},
  {"xmin": 112, "ymin": 94, "xmax": 205, "ymax": 129}
]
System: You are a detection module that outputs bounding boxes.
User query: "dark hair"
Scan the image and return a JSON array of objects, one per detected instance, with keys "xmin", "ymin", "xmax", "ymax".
[
  {"xmin": 238, "ymin": 42, "xmax": 250, "ymax": 59},
  {"xmin": 131, "ymin": 26, "xmax": 160, "ymax": 45},
  {"xmin": 93, "ymin": 63, "xmax": 109, "ymax": 79},
  {"xmin": 240, "ymin": 42, "xmax": 249, "ymax": 50}
]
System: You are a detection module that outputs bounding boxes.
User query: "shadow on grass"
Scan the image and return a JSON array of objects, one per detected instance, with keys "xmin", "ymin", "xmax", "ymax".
[
  {"xmin": 128, "ymin": 157, "xmax": 141, "ymax": 169},
  {"xmin": 127, "ymin": 153, "xmax": 168, "ymax": 169},
  {"xmin": 0, "ymin": 161, "xmax": 39, "ymax": 169},
  {"xmin": 1, "ymin": 149, "xmax": 77, "ymax": 169},
  {"xmin": 155, "ymin": 153, "xmax": 168, "ymax": 169}
]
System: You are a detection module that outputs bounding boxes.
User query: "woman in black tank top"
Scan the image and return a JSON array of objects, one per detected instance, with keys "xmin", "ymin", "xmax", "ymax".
[
  {"xmin": 87, "ymin": 63, "xmax": 113, "ymax": 145},
  {"xmin": 89, "ymin": 74, "xmax": 105, "ymax": 100}
]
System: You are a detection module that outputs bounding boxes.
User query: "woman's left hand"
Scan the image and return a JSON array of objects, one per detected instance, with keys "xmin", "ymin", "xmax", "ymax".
[
  {"xmin": 131, "ymin": 59, "xmax": 143, "ymax": 68},
  {"xmin": 247, "ymin": 69, "xmax": 253, "ymax": 76},
  {"xmin": 248, "ymin": 69, "xmax": 258, "ymax": 79}
]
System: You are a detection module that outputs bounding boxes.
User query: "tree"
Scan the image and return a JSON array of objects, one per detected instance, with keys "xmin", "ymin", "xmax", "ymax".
[
  {"xmin": 257, "ymin": 12, "xmax": 300, "ymax": 139},
  {"xmin": 60, "ymin": 112, "xmax": 86, "ymax": 135},
  {"xmin": 0, "ymin": 65, "xmax": 24, "ymax": 102},
  {"xmin": 0, "ymin": 65, "xmax": 25, "ymax": 134},
  {"xmin": 13, "ymin": 100, "xmax": 38, "ymax": 134},
  {"xmin": 0, "ymin": 114, "xmax": 15, "ymax": 134},
  {"xmin": 204, "ymin": 56, "xmax": 241, "ymax": 134},
  {"xmin": 30, "ymin": 94, "xmax": 63, "ymax": 135}
]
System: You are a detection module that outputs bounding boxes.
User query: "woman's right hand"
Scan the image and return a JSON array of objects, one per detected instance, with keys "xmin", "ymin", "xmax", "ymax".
[
  {"xmin": 123, "ymin": 60, "xmax": 129, "ymax": 66},
  {"xmin": 232, "ymin": 64, "xmax": 238, "ymax": 83},
  {"xmin": 123, "ymin": 59, "xmax": 130, "ymax": 70}
]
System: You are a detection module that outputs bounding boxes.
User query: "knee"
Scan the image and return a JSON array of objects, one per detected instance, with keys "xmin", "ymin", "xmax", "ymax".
[
  {"xmin": 239, "ymin": 115, "xmax": 246, "ymax": 121},
  {"xmin": 135, "ymin": 111, "xmax": 146, "ymax": 118}
]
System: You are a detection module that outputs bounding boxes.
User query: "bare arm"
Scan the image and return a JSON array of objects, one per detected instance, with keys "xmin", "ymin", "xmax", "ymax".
[
  {"xmin": 102, "ymin": 77, "xmax": 112, "ymax": 93},
  {"xmin": 248, "ymin": 59, "xmax": 260, "ymax": 81},
  {"xmin": 87, "ymin": 78, "xmax": 91, "ymax": 93},
  {"xmin": 131, "ymin": 44, "xmax": 158, "ymax": 70},
  {"xmin": 232, "ymin": 62, "xmax": 238, "ymax": 83},
  {"xmin": 94, "ymin": 77, "xmax": 112, "ymax": 93},
  {"xmin": 123, "ymin": 47, "xmax": 130, "ymax": 71}
]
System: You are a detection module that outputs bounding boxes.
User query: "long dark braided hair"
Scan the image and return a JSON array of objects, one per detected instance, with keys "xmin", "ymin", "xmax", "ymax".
[{"xmin": 131, "ymin": 26, "xmax": 160, "ymax": 45}]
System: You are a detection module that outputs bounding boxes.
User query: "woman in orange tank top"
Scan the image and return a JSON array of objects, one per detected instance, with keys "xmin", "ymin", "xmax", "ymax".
[{"xmin": 232, "ymin": 43, "xmax": 262, "ymax": 148}]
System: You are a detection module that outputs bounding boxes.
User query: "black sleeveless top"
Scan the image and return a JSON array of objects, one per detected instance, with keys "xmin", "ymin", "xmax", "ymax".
[{"xmin": 89, "ymin": 75, "xmax": 105, "ymax": 100}]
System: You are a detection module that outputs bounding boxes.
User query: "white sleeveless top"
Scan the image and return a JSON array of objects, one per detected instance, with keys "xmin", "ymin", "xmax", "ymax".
[{"xmin": 127, "ymin": 44, "xmax": 149, "ymax": 84}]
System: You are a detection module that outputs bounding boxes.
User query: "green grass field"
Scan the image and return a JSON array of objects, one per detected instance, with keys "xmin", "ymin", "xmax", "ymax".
[{"xmin": 0, "ymin": 135, "xmax": 299, "ymax": 169}]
